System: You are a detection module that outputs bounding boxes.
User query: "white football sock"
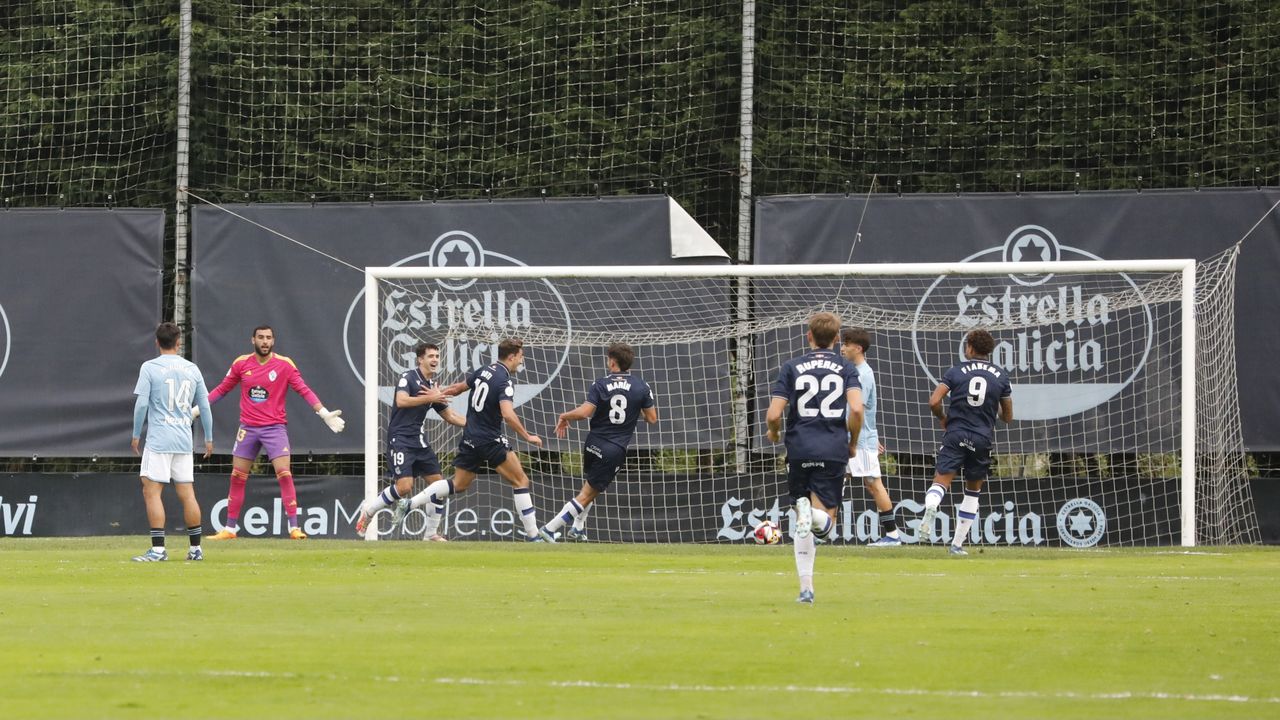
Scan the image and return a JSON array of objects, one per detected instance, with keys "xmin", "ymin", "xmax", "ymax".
[
  {"xmin": 512, "ymin": 487, "xmax": 539, "ymax": 538},
  {"xmin": 422, "ymin": 501, "xmax": 445, "ymax": 538},
  {"xmin": 812, "ymin": 511, "xmax": 834, "ymax": 539},
  {"xmin": 572, "ymin": 504, "xmax": 590, "ymax": 531},
  {"xmin": 410, "ymin": 478, "xmax": 452, "ymax": 510},
  {"xmin": 544, "ymin": 498, "xmax": 583, "ymax": 534},
  {"xmin": 924, "ymin": 482, "xmax": 947, "ymax": 510},
  {"xmin": 794, "ymin": 533, "xmax": 816, "ymax": 592},
  {"xmin": 362, "ymin": 485, "xmax": 401, "ymax": 515},
  {"xmin": 952, "ymin": 490, "xmax": 980, "ymax": 548}
]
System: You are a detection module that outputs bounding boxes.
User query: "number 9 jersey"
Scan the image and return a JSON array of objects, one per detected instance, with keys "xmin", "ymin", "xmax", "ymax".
[
  {"xmin": 770, "ymin": 349, "xmax": 861, "ymax": 462},
  {"xmin": 939, "ymin": 360, "xmax": 1013, "ymax": 441}
]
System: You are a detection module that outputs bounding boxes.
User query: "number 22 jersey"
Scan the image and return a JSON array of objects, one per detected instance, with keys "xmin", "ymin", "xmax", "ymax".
[{"xmin": 770, "ymin": 349, "xmax": 860, "ymax": 462}]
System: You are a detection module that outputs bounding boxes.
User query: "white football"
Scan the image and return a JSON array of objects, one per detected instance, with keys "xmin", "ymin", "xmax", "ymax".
[{"xmin": 752, "ymin": 520, "xmax": 782, "ymax": 545}]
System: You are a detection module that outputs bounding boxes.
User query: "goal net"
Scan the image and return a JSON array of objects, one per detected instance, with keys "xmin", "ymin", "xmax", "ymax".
[{"xmin": 363, "ymin": 249, "xmax": 1256, "ymax": 547}]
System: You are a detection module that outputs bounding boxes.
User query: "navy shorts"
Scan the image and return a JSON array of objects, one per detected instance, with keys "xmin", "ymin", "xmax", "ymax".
[
  {"xmin": 787, "ymin": 459, "xmax": 846, "ymax": 510},
  {"xmin": 583, "ymin": 440, "xmax": 627, "ymax": 492},
  {"xmin": 453, "ymin": 437, "xmax": 511, "ymax": 473},
  {"xmin": 934, "ymin": 432, "xmax": 992, "ymax": 481},
  {"xmin": 387, "ymin": 440, "xmax": 442, "ymax": 480}
]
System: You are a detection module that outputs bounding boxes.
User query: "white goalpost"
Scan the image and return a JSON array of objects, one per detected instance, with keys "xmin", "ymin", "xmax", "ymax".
[{"xmin": 362, "ymin": 252, "xmax": 1256, "ymax": 547}]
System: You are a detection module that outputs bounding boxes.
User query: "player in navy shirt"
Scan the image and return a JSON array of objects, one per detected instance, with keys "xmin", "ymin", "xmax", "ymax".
[
  {"xmin": 404, "ymin": 338, "xmax": 547, "ymax": 541},
  {"xmin": 919, "ymin": 328, "xmax": 1014, "ymax": 556},
  {"xmin": 538, "ymin": 343, "xmax": 658, "ymax": 541},
  {"xmin": 766, "ymin": 312, "xmax": 863, "ymax": 604},
  {"xmin": 355, "ymin": 342, "xmax": 465, "ymax": 537}
]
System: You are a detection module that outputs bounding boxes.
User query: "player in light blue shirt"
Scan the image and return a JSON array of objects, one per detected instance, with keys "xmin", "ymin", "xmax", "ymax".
[
  {"xmin": 130, "ymin": 322, "xmax": 213, "ymax": 562},
  {"xmin": 840, "ymin": 328, "xmax": 902, "ymax": 547}
]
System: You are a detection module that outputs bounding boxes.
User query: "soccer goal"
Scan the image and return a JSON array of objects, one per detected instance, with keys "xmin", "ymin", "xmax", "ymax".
[{"xmin": 363, "ymin": 249, "xmax": 1256, "ymax": 547}]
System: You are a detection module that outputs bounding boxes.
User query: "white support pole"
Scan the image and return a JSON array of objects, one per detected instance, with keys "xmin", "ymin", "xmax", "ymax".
[
  {"xmin": 733, "ymin": 276, "xmax": 753, "ymax": 473},
  {"xmin": 363, "ymin": 272, "xmax": 380, "ymax": 541},
  {"xmin": 732, "ymin": 0, "xmax": 756, "ymax": 473},
  {"xmin": 173, "ymin": 0, "xmax": 193, "ymax": 339},
  {"xmin": 737, "ymin": 0, "xmax": 755, "ymax": 264},
  {"xmin": 1180, "ymin": 261, "xmax": 1197, "ymax": 547}
]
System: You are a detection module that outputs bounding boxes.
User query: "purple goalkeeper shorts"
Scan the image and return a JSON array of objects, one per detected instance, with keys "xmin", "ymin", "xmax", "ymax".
[{"xmin": 232, "ymin": 424, "xmax": 292, "ymax": 461}]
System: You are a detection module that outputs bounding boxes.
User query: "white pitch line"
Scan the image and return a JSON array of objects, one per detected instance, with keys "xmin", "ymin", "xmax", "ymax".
[
  {"xmin": 66, "ymin": 669, "xmax": 1279, "ymax": 705},
  {"xmin": 638, "ymin": 567, "xmax": 1263, "ymax": 583},
  {"xmin": 432, "ymin": 676, "xmax": 1279, "ymax": 704}
]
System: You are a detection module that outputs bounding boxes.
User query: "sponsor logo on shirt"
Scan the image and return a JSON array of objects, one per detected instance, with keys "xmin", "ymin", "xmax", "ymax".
[{"xmin": 248, "ymin": 385, "xmax": 269, "ymax": 403}]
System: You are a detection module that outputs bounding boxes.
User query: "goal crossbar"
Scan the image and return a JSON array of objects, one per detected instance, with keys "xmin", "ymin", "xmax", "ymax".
[{"xmin": 366, "ymin": 259, "xmax": 1194, "ymax": 281}]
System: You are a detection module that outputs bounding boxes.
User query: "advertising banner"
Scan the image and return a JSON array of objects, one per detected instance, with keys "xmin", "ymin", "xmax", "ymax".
[
  {"xmin": 192, "ymin": 197, "xmax": 727, "ymax": 453},
  {"xmin": 755, "ymin": 189, "xmax": 1280, "ymax": 450},
  {"xmin": 1, "ymin": 471, "xmax": 1207, "ymax": 547},
  {"xmin": 0, "ymin": 473, "xmax": 364, "ymax": 539},
  {"xmin": 0, "ymin": 209, "xmax": 164, "ymax": 456}
]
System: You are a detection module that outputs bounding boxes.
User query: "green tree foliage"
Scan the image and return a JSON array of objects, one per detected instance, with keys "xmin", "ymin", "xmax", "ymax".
[
  {"xmin": 0, "ymin": 1, "xmax": 176, "ymax": 207},
  {"xmin": 754, "ymin": 0, "xmax": 1280, "ymax": 195},
  {"xmin": 2, "ymin": 1, "xmax": 1277, "ymax": 243}
]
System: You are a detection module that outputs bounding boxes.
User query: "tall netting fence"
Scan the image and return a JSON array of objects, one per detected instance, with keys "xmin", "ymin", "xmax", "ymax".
[
  {"xmin": 0, "ymin": 1, "xmax": 176, "ymax": 208},
  {"xmin": 4, "ymin": 2, "xmax": 1279, "ymax": 233},
  {"xmin": 754, "ymin": 2, "xmax": 1280, "ymax": 196},
  {"xmin": 188, "ymin": 0, "xmax": 743, "ymax": 242}
]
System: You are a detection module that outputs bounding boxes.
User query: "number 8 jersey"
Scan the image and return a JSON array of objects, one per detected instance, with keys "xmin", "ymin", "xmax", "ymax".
[
  {"xmin": 770, "ymin": 349, "xmax": 861, "ymax": 462},
  {"xmin": 585, "ymin": 372, "xmax": 655, "ymax": 449},
  {"xmin": 939, "ymin": 360, "xmax": 1013, "ymax": 441}
]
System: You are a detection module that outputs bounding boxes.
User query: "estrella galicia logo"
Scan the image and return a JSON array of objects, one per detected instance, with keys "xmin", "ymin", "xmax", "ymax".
[
  {"xmin": 911, "ymin": 225, "xmax": 1154, "ymax": 420},
  {"xmin": 248, "ymin": 386, "xmax": 269, "ymax": 403},
  {"xmin": 0, "ymin": 299, "xmax": 9, "ymax": 383},
  {"xmin": 1056, "ymin": 497, "xmax": 1107, "ymax": 548},
  {"xmin": 1002, "ymin": 225, "xmax": 1061, "ymax": 286},
  {"xmin": 343, "ymin": 230, "xmax": 572, "ymax": 410}
]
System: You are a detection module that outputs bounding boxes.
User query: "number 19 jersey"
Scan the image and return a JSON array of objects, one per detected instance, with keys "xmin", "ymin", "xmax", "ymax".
[
  {"xmin": 939, "ymin": 360, "xmax": 1012, "ymax": 441},
  {"xmin": 770, "ymin": 349, "xmax": 861, "ymax": 462},
  {"xmin": 386, "ymin": 369, "xmax": 449, "ymax": 446}
]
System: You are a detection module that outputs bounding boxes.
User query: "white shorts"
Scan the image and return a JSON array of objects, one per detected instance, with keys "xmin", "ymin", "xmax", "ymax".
[
  {"xmin": 846, "ymin": 447, "xmax": 881, "ymax": 479},
  {"xmin": 140, "ymin": 449, "xmax": 194, "ymax": 484}
]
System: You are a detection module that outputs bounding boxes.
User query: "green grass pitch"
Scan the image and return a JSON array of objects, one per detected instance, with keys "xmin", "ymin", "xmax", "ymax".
[{"xmin": 1, "ymin": 538, "xmax": 1277, "ymax": 719}]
